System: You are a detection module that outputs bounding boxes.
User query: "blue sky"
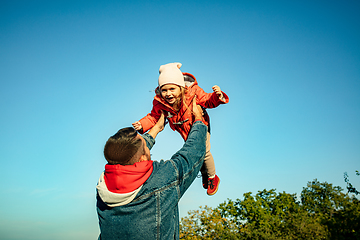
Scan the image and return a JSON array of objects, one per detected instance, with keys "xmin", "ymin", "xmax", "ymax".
[{"xmin": 1, "ymin": 0, "xmax": 359, "ymax": 239}]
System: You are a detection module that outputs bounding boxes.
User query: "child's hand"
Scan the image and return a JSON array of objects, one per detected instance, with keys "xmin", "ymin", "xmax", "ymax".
[
  {"xmin": 212, "ymin": 85, "xmax": 223, "ymax": 99},
  {"xmin": 132, "ymin": 121, "xmax": 143, "ymax": 131}
]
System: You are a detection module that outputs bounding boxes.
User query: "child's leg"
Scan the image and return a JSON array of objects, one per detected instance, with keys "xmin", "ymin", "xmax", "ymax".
[
  {"xmin": 201, "ymin": 132, "xmax": 216, "ymax": 177},
  {"xmin": 201, "ymin": 132, "xmax": 220, "ymax": 195}
]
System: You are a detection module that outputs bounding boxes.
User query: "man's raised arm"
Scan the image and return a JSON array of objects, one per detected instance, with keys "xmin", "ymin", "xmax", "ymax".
[
  {"xmin": 147, "ymin": 112, "xmax": 165, "ymax": 139},
  {"xmin": 140, "ymin": 112, "xmax": 165, "ymax": 151},
  {"xmin": 170, "ymin": 97, "xmax": 208, "ymax": 196}
]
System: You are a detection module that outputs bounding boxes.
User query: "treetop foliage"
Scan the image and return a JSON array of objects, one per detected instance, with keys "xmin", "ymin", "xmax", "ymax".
[{"xmin": 180, "ymin": 178, "xmax": 360, "ymax": 240}]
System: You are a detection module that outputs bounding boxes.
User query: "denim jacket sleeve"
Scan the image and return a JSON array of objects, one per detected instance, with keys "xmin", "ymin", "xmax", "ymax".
[
  {"xmin": 141, "ymin": 133, "xmax": 155, "ymax": 150},
  {"xmin": 170, "ymin": 121, "xmax": 207, "ymax": 197}
]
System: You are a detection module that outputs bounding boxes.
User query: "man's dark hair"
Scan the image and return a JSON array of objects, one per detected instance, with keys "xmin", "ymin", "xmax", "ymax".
[{"xmin": 104, "ymin": 127, "xmax": 144, "ymax": 165}]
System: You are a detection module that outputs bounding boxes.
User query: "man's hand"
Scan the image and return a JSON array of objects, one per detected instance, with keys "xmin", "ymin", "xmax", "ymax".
[
  {"xmin": 192, "ymin": 96, "xmax": 204, "ymax": 122},
  {"xmin": 212, "ymin": 85, "xmax": 224, "ymax": 99},
  {"xmin": 148, "ymin": 112, "xmax": 165, "ymax": 139},
  {"xmin": 132, "ymin": 121, "xmax": 143, "ymax": 131}
]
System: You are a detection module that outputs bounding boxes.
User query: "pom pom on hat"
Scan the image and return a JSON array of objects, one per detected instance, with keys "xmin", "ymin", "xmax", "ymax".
[{"xmin": 158, "ymin": 62, "xmax": 185, "ymax": 88}]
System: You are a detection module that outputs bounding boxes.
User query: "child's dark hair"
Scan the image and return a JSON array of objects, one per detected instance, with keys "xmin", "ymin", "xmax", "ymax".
[{"xmin": 104, "ymin": 127, "xmax": 144, "ymax": 165}]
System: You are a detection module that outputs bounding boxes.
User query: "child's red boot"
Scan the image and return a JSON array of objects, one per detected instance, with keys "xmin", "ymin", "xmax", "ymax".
[{"xmin": 207, "ymin": 175, "xmax": 220, "ymax": 196}]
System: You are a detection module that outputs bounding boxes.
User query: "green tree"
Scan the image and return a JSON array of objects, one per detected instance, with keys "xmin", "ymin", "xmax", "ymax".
[
  {"xmin": 301, "ymin": 179, "xmax": 360, "ymax": 240},
  {"xmin": 180, "ymin": 179, "xmax": 360, "ymax": 240},
  {"xmin": 344, "ymin": 170, "xmax": 359, "ymax": 195},
  {"xmin": 180, "ymin": 205, "xmax": 239, "ymax": 240},
  {"xmin": 218, "ymin": 189, "xmax": 327, "ymax": 240}
]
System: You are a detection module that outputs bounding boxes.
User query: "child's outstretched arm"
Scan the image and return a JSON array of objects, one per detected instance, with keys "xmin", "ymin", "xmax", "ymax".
[
  {"xmin": 194, "ymin": 84, "xmax": 229, "ymax": 109},
  {"xmin": 133, "ymin": 100, "xmax": 163, "ymax": 134},
  {"xmin": 212, "ymin": 85, "xmax": 224, "ymax": 101}
]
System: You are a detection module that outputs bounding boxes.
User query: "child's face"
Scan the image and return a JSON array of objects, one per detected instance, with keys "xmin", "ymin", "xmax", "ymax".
[{"xmin": 160, "ymin": 84, "xmax": 181, "ymax": 105}]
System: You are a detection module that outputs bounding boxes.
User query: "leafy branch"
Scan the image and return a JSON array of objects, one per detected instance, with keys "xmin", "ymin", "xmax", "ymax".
[{"xmin": 344, "ymin": 170, "xmax": 359, "ymax": 195}]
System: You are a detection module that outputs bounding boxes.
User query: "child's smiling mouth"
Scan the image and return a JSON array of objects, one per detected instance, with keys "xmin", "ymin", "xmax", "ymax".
[{"xmin": 165, "ymin": 96, "xmax": 175, "ymax": 103}]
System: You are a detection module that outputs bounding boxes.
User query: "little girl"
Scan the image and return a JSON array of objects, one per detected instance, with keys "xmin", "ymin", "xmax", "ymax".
[{"xmin": 132, "ymin": 62, "xmax": 229, "ymax": 195}]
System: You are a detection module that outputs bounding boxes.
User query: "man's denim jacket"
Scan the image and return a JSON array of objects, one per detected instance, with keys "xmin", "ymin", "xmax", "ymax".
[{"xmin": 97, "ymin": 121, "xmax": 207, "ymax": 240}]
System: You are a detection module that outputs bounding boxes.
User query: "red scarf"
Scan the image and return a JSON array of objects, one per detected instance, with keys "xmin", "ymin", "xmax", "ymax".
[{"xmin": 104, "ymin": 161, "xmax": 153, "ymax": 193}]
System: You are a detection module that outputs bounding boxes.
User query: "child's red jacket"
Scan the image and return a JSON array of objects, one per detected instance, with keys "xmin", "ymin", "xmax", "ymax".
[{"xmin": 138, "ymin": 73, "xmax": 229, "ymax": 140}]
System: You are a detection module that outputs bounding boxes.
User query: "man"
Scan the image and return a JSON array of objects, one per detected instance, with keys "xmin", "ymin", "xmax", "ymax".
[{"xmin": 96, "ymin": 99, "xmax": 207, "ymax": 239}]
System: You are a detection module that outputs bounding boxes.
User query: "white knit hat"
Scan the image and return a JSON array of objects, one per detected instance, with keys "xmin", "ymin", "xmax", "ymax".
[{"xmin": 158, "ymin": 62, "xmax": 185, "ymax": 88}]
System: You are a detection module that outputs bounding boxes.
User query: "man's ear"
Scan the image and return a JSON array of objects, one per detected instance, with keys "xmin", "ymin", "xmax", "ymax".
[{"xmin": 138, "ymin": 154, "xmax": 148, "ymax": 162}]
